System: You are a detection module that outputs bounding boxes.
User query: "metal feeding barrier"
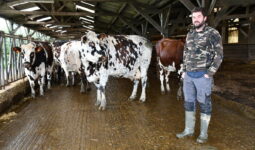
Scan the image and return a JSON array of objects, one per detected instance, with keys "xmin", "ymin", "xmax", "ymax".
[{"xmin": 0, "ymin": 18, "xmax": 52, "ymax": 90}]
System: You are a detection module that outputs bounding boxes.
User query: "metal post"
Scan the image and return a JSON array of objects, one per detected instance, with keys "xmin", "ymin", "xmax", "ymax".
[{"xmin": 0, "ymin": 32, "xmax": 3, "ymax": 89}]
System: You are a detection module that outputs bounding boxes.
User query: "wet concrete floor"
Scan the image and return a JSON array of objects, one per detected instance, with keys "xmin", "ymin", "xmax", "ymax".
[{"xmin": 0, "ymin": 72, "xmax": 254, "ymax": 150}]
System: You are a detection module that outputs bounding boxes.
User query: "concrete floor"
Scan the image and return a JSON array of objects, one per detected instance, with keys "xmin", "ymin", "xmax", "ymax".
[{"xmin": 0, "ymin": 73, "xmax": 254, "ymax": 150}]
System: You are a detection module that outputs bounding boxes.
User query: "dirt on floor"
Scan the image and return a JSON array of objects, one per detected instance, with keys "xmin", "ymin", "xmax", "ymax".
[{"xmin": 213, "ymin": 59, "xmax": 255, "ymax": 108}]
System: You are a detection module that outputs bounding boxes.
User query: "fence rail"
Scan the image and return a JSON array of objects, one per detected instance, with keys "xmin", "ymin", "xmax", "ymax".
[{"xmin": 0, "ymin": 32, "xmax": 28, "ymax": 90}]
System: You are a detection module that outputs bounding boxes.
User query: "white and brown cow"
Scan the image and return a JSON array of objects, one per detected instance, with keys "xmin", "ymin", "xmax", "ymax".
[
  {"xmin": 13, "ymin": 42, "xmax": 54, "ymax": 98},
  {"xmin": 155, "ymin": 38, "xmax": 184, "ymax": 99},
  {"xmin": 59, "ymin": 41, "xmax": 90, "ymax": 93},
  {"xmin": 80, "ymin": 31, "xmax": 152, "ymax": 110}
]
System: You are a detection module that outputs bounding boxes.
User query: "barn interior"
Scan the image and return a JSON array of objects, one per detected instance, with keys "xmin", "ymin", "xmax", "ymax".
[{"xmin": 0, "ymin": 0, "xmax": 255, "ymax": 149}]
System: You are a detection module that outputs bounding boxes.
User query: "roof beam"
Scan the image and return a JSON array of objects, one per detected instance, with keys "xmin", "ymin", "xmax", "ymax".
[
  {"xmin": 119, "ymin": 17, "xmax": 141, "ymax": 35},
  {"xmin": 208, "ymin": 0, "xmax": 217, "ymax": 15},
  {"xmin": 178, "ymin": 0, "xmax": 195, "ymax": 12},
  {"xmin": 128, "ymin": 3, "xmax": 164, "ymax": 33}
]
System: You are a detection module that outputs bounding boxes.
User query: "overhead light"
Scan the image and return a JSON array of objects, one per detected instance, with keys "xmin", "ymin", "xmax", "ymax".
[
  {"xmin": 55, "ymin": 30, "xmax": 62, "ymax": 32},
  {"xmin": 87, "ymin": 16, "xmax": 94, "ymax": 19},
  {"xmin": 21, "ymin": 6, "xmax": 40, "ymax": 12},
  {"xmin": 81, "ymin": 1, "xmax": 95, "ymax": 7},
  {"xmin": 80, "ymin": 17, "xmax": 94, "ymax": 23},
  {"xmin": 45, "ymin": 24, "xmax": 52, "ymax": 27},
  {"xmin": 36, "ymin": 16, "xmax": 52, "ymax": 22},
  {"xmin": 49, "ymin": 25, "xmax": 58, "ymax": 28},
  {"xmin": 76, "ymin": 5, "xmax": 95, "ymax": 13},
  {"xmin": 83, "ymin": 25, "xmax": 93, "ymax": 29},
  {"xmin": 9, "ymin": 2, "xmax": 29, "ymax": 8},
  {"xmin": 61, "ymin": 30, "xmax": 67, "ymax": 33}
]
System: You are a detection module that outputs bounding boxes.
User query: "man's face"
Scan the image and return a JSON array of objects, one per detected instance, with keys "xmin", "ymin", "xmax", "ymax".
[{"xmin": 192, "ymin": 11, "xmax": 207, "ymax": 28}]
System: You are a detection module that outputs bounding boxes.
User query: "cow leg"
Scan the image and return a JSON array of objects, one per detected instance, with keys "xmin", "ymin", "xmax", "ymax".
[
  {"xmin": 29, "ymin": 80, "xmax": 36, "ymax": 98},
  {"xmin": 139, "ymin": 76, "xmax": 148, "ymax": 103},
  {"xmin": 165, "ymin": 70, "xmax": 171, "ymax": 92},
  {"xmin": 38, "ymin": 76, "xmax": 45, "ymax": 96},
  {"xmin": 159, "ymin": 66, "xmax": 165, "ymax": 95},
  {"xmin": 98, "ymin": 86, "xmax": 106, "ymax": 110},
  {"xmin": 71, "ymin": 72, "xmax": 75, "ymax": 86},
  {"xmin": 46, "ymin": 65, "xmax": 53, "ymax": 89},
  {"xmin": 128, "ymin": 80, "xmax": 139, "ymax": 101},
  {"xmin": 79, "ymin": 71, "xmax": 85, "ymax": 93},
  {"xmin": 46, "ymin": 72, "xmax": 52, "ymax": 89},
  {"xmin": 64, "ymin": 69, "xmax": 70, "ymax": 87},
  {"xmin": 95, "ymin": 88, "xmax": 101, "ymax": 106}
]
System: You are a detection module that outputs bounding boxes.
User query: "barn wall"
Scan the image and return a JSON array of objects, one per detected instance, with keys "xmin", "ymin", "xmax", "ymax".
[{"xmin": 223, "ymin": 44, "xmax": 255, "ymax": 60}]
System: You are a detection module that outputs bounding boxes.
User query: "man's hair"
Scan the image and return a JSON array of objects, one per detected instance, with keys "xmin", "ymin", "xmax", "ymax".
[{"xmin": 191, "ymin": 7, "xmax": 207, "ymax": 16}]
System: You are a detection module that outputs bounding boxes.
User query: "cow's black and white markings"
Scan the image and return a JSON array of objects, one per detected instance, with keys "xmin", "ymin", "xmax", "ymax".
[
  {"xmin": 80, "ymin": 31, "xmax": 152, "ymax": 110},
  {"xmin": 13, "ymin": 42, "xmax": 54, "ymax": 98},
  {"xmin": 59, "ymin": 41, "xmax": 90, "ymax": 93}
]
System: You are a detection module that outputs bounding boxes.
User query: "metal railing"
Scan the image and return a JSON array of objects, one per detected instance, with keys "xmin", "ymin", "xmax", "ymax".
[{"xmin": 0, "ymin": 32, "xmax": 28, "ymax": 90}]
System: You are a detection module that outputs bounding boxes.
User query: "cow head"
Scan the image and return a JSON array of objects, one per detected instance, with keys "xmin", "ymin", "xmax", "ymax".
[
  {"xmin": 81, "ymin": 31, "xmax": 107, "ymax": 63},
  {"xmin": 13, "ymin": 42, "xmax": 43, "ymax": 69}
]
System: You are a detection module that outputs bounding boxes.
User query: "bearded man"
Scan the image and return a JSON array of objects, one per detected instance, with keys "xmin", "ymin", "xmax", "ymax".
[{"xmin": 176, "ymin": 7, "xmax": 223, "ymax": 143}]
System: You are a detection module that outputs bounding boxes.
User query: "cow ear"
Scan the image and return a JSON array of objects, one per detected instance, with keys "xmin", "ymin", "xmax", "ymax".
[
  {"xmin": 35, "ymin": 46, "xmax": 43, "ymax": 52},
  {"xmin": 12, "ymin": 47, "xmax": 21, "ymax": 53},
  {"xmin": 81, "ymin": 35, "xmax": 87, "ymax": 44},
  {"xmin": 97, "ymin": 33, "xmax": 107, "ymax": 40}
]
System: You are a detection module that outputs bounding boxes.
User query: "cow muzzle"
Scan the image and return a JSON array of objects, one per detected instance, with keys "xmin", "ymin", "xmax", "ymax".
[{"xmin": 23, "ymin": 62, "xmax": 32, "ymax": 69}]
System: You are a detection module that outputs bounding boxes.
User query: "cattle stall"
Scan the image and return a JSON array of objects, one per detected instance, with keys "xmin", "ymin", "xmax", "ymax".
[{"xmin": 0, "ymin": 0, "xmax": 255, "ymax": 149}]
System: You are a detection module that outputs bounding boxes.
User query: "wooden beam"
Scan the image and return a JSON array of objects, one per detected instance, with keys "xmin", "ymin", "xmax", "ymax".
[
  {"xmin": 0, "ymin": 10, "xmax": 116, "ymax": 17},
  {"xmin": 196, "ymin": 0, "xmax": 201, "ymax": 7},
  {"xmin": 119, "ymin": 17, "xmax": 141, "ymax": 35},
  {"xmin": 59, "ymin": 0, "xmax": 130, "ymax": 2},
  {"xmin": 222, "ymin": 13, "xmax": 255, "ymax": 20},
  {"xmin": 129, "ymin": 3, "xmax": 164, "ymax": 33},
  {"xmin": 239, "ymin": 27, "xmax": 248, "ymax": 38},
  {"xmin": 108, "ymin": 3, "xmax": 127, "ymax": 29},
  {"xmin": 179, "ymin": 0, "xmax": 195, "ymax": 12},
  {"xmin": 208, "ymin": 0, "xmax": 217, "ymax": 15}
]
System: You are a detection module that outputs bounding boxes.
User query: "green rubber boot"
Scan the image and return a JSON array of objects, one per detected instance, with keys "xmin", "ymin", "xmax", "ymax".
[
  {"xmin": 197, "ymin": 113, "xmax": 211, "ymax": 143},
  {"xmin": 176, "ymin": 111, "xmax": 195, "ymax": 138}
]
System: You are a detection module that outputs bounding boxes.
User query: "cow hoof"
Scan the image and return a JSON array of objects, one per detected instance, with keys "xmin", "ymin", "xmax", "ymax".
[
  {"xmin": 98, "ymin": 106, "xmax": 106, "ymax": 111},
  {"xmin": 139, "ymin": 99, "xmax": 145, "ymax": 103},
  {"xmin": 95, "ymin": 101, "xmax": 100, "ymax": 106},
  {"xmin": 128, "ymin": 97, "xmax": 135, "ymax": 101},
  {"xmin": 80, "ymin": 89, "xmax": 85, "ymax": 93},
  {"xmin": 31, "ymin": 94, "xmax": 35, "ymax": 98},
  {"xmin": 86, "ymin": 87, "xmax": 92, "ymax": 91},
  {"xmin": 161, "ymin": 91, "xmax": 166, "ymax": 95}
]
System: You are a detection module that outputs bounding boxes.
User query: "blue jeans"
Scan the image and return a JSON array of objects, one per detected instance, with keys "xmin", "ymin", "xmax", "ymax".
[{"xmin": 183, "ymin": 73, "xmax": 213, "ymax": 115}]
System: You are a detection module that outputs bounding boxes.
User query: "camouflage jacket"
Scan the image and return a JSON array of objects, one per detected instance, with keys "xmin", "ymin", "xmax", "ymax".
[{"xmin": 183, "ymin": 25, "xmax": 223, "ymax": 76}]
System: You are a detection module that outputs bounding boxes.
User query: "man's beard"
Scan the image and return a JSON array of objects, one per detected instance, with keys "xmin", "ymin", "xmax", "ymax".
[{"xmin": 194, "ymin": 20, "xmax": 205, "ymax": 29}]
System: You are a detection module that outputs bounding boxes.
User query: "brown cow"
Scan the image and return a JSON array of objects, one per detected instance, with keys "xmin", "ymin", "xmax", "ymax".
[{"xmin": 155, "ymin": 38, "xmax": 184, "ymax": 97}]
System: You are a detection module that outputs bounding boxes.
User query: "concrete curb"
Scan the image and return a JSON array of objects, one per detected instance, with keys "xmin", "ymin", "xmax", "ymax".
[
  {"xmin": 0, "ymin": 78, "xmax": 29, "ymax": 114},
  {"xmin": 213, "ymin": 94, "xmax": 255, "ymax": 120}
]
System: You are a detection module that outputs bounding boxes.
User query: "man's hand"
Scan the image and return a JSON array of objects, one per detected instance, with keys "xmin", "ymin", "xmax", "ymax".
[
  {"xmin": 204, "ymin": 74, "xmax": 210, "ymax": 78},
  {"xmin": 182, "ymin": 72, "xmax": 186, "ymax": 79}
]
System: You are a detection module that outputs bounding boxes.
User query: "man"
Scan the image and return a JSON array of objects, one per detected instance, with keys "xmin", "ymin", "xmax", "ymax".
[{"xmin": 176, "ymin": 7, "xmax": 223, "ymax": 143}]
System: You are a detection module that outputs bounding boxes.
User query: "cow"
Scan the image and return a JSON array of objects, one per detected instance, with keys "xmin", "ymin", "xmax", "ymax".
[
  {"xmin": 155, "ymin": 38, "xmax": 184, "ymax": 98},
  {"xmin": 79, "ymin": 31, "xmax": 152, "ymax": 110},
  {"xmin": 12, "ymin": 42, "xmax": 54, "ymax": 98},
  {"xmin": 59, "ymin": 41, "xmax": 90, "ymax": 93},
  {"xmin": 51, "ymin": 41, "xmax": 66, "ymax": 82}
]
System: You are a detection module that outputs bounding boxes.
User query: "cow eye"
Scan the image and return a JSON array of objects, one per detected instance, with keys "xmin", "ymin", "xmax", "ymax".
[
  {"xmin": 89, "ymin": 42, "xmax": 95, "ymax": 47},
  {"xmin": 30, "ymin": 52, "xmax": 34, "ymax": 57},
  {"xmin": 21, "ymin": 53, "xmax": 24, "ymax": 58}
]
